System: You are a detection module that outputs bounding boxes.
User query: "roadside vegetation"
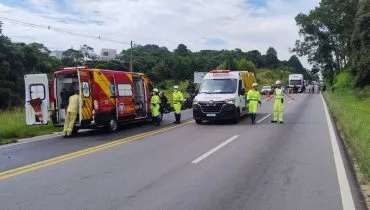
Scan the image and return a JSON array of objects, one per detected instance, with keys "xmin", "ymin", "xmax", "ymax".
[
  {"xmin": 0, "ymin": 108, "xmax": 61, "ymax": 145},
  {"xmin": 295, "ymin": 0, "xmax": 370, "ymax": 181},
  {"xmin": 324, "ymin": 70, "xmax": 370, "ymax": 180}
]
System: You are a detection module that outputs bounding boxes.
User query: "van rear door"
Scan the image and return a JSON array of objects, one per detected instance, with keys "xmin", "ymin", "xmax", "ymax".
[
  {"xmin": 24, "ymin": 74, "xmax": 50, "ymax": 125},
  {"xmin": 78, "ymin": 69, "xmax": 93, "ymax": 124}
]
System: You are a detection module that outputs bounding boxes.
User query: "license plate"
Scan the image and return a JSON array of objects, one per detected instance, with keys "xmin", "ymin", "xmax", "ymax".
[{"xmin": 207, "ymin": 113, "xmax": 216, "ymax": 117}]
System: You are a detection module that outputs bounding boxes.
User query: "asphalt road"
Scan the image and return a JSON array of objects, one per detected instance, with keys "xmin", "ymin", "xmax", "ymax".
[{"xmin": 0, "ymin": 93, "xmax": 366, "ymax": 210}]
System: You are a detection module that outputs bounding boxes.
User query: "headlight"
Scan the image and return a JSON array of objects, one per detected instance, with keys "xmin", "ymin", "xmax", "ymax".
[
  {"xmin": 225, "ymin": 99, "xmax": 235, "ymax": 104},
  {"xmin": 193, "ymin": 100, "xmax": 199, "ymax": 105}
]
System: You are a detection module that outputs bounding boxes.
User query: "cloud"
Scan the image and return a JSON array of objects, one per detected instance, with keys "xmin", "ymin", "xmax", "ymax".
[
  {"xmin": 204, "ymin": 38, "xmax": 227, "ymax": 46},
  {"xmin": 0, "ymin": 0, "xmax": 320, "ymax": 67}
]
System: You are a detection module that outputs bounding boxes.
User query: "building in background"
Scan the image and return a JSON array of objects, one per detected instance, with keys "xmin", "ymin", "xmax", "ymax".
[
  {"xmin": 50, "ymin": 50, "xmax": 64, "ymax": 60},
  {"xmin": 100, "ymin": 48, "xmax": 117, "ymax": 61}
]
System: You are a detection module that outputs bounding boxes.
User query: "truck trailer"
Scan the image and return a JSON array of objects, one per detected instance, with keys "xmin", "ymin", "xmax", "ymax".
[{"xmin": 288, "ymin": 74, "xmax": 304, "ymax": 93}]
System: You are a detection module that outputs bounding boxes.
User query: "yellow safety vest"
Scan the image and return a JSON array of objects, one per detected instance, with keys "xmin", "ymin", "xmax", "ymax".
[
  {"xmin": 247, "ymin": 89, "xmax": 261, "ymax": 101},
  {"xmin": 67, "ymin": 94, "xmax": 79, "ymax": 113},
  {"xmin": 275, "ymin": 88, "xmax": 284, "ymax": 99},
  {"xmin": 173, "ymin": 91, "xmax": 184, "ymax": 104},
  {"xmin": 151, "ymin": 95, "xmax": 160, "ymax": 106}
]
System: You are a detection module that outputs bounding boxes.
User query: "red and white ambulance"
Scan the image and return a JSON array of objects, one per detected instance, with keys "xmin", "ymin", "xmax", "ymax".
[{"xmin": 24, "ymin": 66, "xmax": 152, "ymax": 133}]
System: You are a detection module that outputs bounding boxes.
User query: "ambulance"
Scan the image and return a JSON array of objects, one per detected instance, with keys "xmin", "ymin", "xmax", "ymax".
[
  {"xmin": 192, "ymin": 70, "xmax": 256, "ymax": 124},
  {"xmin": 24, "ymin": 66, "xmax": 152, "ymax": 133}
]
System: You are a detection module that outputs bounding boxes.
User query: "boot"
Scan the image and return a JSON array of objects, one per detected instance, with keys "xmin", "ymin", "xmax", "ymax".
[
  {"xmin": 174, "ymin": 114, "xmax": 180, "ymax": 124},
  {"xmin": 155, "ymin": 116, "xmax": 160, "ymax": 126},
  {"xmin": 177, "ymin": 114, "xmax": 181, "ymax": 124},
  {"xmin": 173, "ymin": 113, "xmax": 177, "ymax": 124}
]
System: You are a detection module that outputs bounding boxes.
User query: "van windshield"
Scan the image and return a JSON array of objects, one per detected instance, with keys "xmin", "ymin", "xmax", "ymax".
[
  {"xmin": 290, "ymin": 80, "xmax": 302, "ymax": 85},
  {"xmin": 199, "ymin": 79, "xmax": 237, "ymax": 94}
]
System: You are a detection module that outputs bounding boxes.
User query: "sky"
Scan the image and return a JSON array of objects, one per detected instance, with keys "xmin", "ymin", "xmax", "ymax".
[{"xmin": 0, "ymin": 0, "xmax": 320, "ymax": 68}]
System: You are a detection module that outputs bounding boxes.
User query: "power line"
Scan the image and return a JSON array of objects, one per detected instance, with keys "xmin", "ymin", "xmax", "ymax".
[{"xmin": 0, "ymin": 16, "xmax": 131, "ymax": 45}]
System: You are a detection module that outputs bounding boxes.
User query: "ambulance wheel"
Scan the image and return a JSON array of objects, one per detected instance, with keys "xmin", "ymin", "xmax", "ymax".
[{"xmin": 106, "ymin": 118, "xmax": 118, "ymax": 132}]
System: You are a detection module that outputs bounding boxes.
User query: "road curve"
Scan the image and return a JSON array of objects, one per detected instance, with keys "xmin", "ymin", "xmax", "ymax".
[{"xmin": 0, "ymin": 94, "xmax": 366, "ymax": 210}]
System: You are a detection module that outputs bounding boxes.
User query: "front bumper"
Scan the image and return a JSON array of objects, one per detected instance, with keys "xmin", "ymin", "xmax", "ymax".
[{"xmin": 193, "ymin": 103, "xmax": 238, "ymax": 121}]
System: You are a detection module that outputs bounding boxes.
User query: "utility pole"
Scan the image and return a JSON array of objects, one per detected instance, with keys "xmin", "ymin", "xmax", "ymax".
[{"xmin": 130, "ymin": 41, "xmax": 133, "ymax": 72}]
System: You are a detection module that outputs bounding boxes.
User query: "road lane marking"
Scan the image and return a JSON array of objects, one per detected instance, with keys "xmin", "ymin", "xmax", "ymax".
[
  {"xmin": 257, "ymin": 114, "xmax": 271, "ymax": 124},
  {"xmin": 321, "ymin": 94, "xmax": 355, "ymax": 210},
  {"xmin": 0, "ymin": 120, "xmax": 194, "ymax": 181},
  {"xmin": 288, "ymin": 100, "xmax": 294, "ymax": 104},
  {"xmin": 192, "ymin": 135, "xmax": 239, "ymax": 164},
  {"xmin": 0, "ymin": 134, "xmax": 61, "ymax": 149}
]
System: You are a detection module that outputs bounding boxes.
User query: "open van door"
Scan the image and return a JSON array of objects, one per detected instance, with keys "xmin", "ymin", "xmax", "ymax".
[{"xmin": 24, "ymin": 74, "xmax": 50, "ymax": 125}]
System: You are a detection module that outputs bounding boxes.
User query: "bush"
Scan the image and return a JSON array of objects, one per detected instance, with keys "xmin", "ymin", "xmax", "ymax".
[{"xmin": 333, "ymin": 70, "xmax": 353, "ymax": 89}]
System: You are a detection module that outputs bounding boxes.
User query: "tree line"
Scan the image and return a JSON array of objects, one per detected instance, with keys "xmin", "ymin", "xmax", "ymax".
[
  {"xmin": 0, "ymin": 21, "xmax": 311, "ymax": 109},
  {"xmin": 293, "ymin": 0, "xmax": 370, "ymax": 88}
]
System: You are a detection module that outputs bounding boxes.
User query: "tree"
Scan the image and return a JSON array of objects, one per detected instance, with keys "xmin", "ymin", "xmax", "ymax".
[
  {"xmin": 246, "ymin": 50, "xmax": 264, "ymax": 68},
  {"xmin": 293, "ymin": 0, "xmax": 359, "ymax": 84},
  {"xmin": 174, "ymin": 44, "xmax": 190, "ymax": 55},
  {"xmin": 265, "ymin": 47, "xmax": 279, "ymax": 68},
  {"xmin": 350, "ymin": 0, "xmax": 370, "ymax": 88},
  {"xmin": 152, "ymin": 61, "xmax": 170, "ymax": 81},
  {"xmin": 236, "ymin": 59, "xmax": 256, "ymax": 73},
  {"xmin": 62, "ymin": 48, "xmax": 83, "ymax": 66},
  {"xmin": 80, "ymin": 44, "xmax": 96, "ymax": 61},
  {"xmin": 217, "ymin": 62, "xmax": 228, "ymax": 70}
]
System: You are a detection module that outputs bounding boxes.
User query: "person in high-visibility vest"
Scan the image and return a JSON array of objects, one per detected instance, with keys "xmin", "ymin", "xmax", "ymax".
[
  {"xmin": 172, "ymin": 85, "xmax": 184, "ymax": 124},
  {"xmin": 151, "ymin": 88, "xmax": 161, "ymax": 126},
  {"xmin": 247, "ymin": 83, "xmax": 261, "ymax": 124},
  {"xmin": 267, "ymin": 80, "xmax": 295, "ymax": 123},
  {"xmin": 63, "ymin": 89, "xmax": 79, "ymax": 137}
]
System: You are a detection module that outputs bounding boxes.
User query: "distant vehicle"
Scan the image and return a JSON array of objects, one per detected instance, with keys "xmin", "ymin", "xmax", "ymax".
[
  {"xmin": 24, "ymin": 66, "xmax": 152, "ymax": 133},
  {"xmin": 193, "ymin": 70, "xmax": 256, "ymax": 124},
  {"xmin": 289, "ymin": 74, "xmax": 304, "ymax": 93},
  {"xmin": 261, "ymin": 86, "xmax": 272, "ymax": 95}
]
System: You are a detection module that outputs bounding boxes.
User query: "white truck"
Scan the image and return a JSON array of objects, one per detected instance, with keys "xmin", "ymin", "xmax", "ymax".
[
  {"xmin": 289, "ymin": 74, "xmax": 304, "ymax": 93},
  {"xmin": 192, "ymin": 70, "xmax": 255, "ymax": 124}
]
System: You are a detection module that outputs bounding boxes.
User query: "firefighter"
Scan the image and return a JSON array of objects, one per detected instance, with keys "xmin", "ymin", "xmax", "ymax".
[
  {"xmin": 247, "ymin": 83, "xmax": 261, "ymax": 124},
  {"xmin": 267, "ymin": 80, "xmax": 295, "ymax": 124},
  {"xmin": 63, "ymin": 89, "xmax": 79, "ymax": 137},
  {"xmin": 172, "ymin": 85, "xmax": 184, "ymax": 124},
  {"xmin": 151, "ymin": 88, "xmax": 161, "ymax": 126}
]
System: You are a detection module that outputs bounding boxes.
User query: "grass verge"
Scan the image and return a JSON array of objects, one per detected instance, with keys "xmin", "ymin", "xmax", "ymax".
[
  {"xmin": 0, "ymin": 108, "xmax": 61, "ymax": 145},
  {"xmin": 324, "ymin": 88, "xmax": 370, "ymax": 181}
]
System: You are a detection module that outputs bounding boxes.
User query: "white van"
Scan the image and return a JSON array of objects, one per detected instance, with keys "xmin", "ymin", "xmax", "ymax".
[{"xmin": 192, "ymin": 70, "xmax": 255, "ymax": 124}]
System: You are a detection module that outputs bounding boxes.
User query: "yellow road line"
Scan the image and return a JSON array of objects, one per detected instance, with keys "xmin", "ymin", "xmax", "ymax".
[{"xmin": 0, "ymin": 120, "xmax": 194, "ymax": 181}]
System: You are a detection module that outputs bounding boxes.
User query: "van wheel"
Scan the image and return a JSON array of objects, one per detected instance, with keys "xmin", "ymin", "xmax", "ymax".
[
  {"xmin": 106, "ymin": 118, "xmax": 118, "ymax": 132},
  {"xmin": 195, "ymin": 119, "xmax": 202, "ymax": 124},
  {"xmin": 233, "ymin": 111, "xmax": 240, "ymax": 124}
]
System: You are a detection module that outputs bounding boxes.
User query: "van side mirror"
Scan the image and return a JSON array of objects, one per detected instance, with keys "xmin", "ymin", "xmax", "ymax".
[{"xmin": 239, "ymin": 88, "xmax": 245, "ymax": 95}]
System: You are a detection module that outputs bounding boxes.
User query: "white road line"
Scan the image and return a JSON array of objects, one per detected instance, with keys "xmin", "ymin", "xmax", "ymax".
[
  {"xmin": 257, "ymin": 114, "xmax": 271, "ymax": 124},
  {"xmin": 321, "ymin": 94, "xmax": 355, "ymax": 210},
  {"xmin": 192, "ymin": 135, "xmax": 239, "ymax": 164},
  {"xmin": 0, "ymin": 134, "xmax": 61, "ymax": 149},
  {"xmin": 288, "ymin": 100, "xmax": 294, "ymax": 104}
]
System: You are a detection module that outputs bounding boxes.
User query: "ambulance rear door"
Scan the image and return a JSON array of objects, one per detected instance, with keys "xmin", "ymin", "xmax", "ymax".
[{"xmin": 24, "ymin": 74, "xmax": 50, "ymax": 125}]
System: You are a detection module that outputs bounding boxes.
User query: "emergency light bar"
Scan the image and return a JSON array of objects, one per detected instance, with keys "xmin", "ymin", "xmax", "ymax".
[
  {"xmin": 62, "ymin": 65, "xmax": 88, "ymax": 70},
  {"xmin": 210, "ymin": 70, "xmax": 231, "ymax": 73}
]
